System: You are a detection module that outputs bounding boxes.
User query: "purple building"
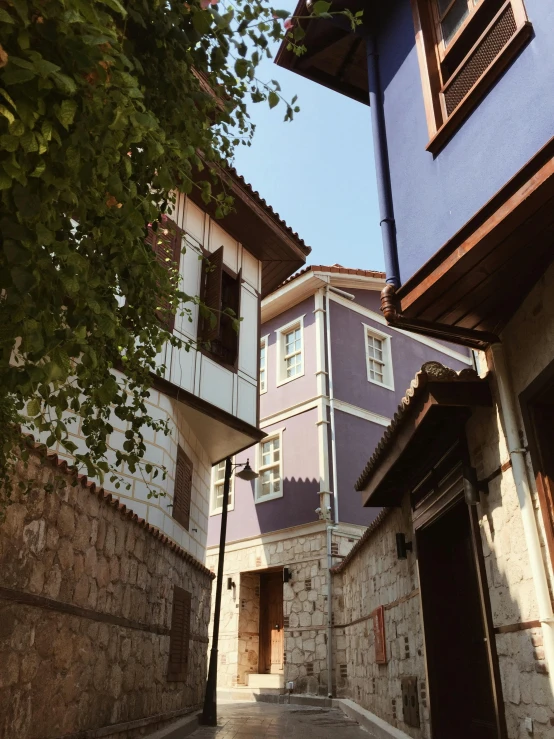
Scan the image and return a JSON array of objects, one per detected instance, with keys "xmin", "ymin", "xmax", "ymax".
[{"xmin": 206, "ymin": 264, "xmax": 470, "ymax": 696}]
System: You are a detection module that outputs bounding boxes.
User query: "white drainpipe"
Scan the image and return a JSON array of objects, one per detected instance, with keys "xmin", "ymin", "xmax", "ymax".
[
  {"xmin": 325, "ymin": 286, "xmax": 340, "ymax": 525},
  {"xmin": 490, "ymin": 343, "xmax": 554, "ymax": 694},
  {"xmin": 326, "ymin": 522, "xmax": 334, "ymax": 699}
]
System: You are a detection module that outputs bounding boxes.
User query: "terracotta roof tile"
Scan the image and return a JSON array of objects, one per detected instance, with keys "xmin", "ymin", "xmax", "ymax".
[
  {"xmin": 226, "ymin": 166, "xmax": 310, "ymax": 255},
  {"xmin": 279, "ymin": 264, "xmax": 386, "ymax": 288},
  {"xmin": 24, "ymin": 437, "xmax": 215, "ymax": 580},
  {"xmin": 355, "ymin": 362, "xmax": 484, "ymax": 493}
]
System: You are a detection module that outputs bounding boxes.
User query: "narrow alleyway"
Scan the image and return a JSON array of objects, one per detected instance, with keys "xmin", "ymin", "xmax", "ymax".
[{"xmin": 189, "ymin": 703, "xmax": 366, "ymax": 739}]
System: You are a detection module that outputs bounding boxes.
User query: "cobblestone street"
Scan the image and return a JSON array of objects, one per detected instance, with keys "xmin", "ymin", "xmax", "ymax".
[{"xmin": 189, "ymin": 703, "xmax": 366, "ymax": 739}]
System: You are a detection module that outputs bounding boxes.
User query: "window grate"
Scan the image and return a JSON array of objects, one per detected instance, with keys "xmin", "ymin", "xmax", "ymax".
[
  {"xmin": 306, "ymin": 663, "xmax": 314, "ymax": 676},
  {"xmin": 443, "ymin": 3, "xmax": 516, "ymax": 115},
  {"xmin": 304, "ymin": 578, "xmax": 312, "ymax": 590},
  {"xmin": 340, "ymin": 664, "xmax": 348, "ymax": 678}
]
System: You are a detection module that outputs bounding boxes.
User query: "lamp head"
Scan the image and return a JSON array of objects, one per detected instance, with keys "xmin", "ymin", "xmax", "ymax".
[{"xmin": 236, "ymin": 459, "xmax": 258, "ymax": 481}]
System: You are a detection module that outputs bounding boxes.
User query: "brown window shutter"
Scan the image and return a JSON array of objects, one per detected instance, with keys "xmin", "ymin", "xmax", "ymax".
[
  {"xmin": 173, "ymin": 445, "xmax": 192, "ymax": 530},
  {"xmin": 167, "ymin": 586, "xmax": 191, "ymax": 681},
  {"xmin": 146, "ymin": 219, "xmax": 182, "ymax": 333},
  {"xmin": 200, "ymin": 245, "xmax": 224, "ymax": 342}
]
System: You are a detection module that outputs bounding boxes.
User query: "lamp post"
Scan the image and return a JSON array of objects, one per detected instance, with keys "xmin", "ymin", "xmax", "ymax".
[{"xmin": 201, "ymin": 457, "xmax": 258, "ymax": 726}]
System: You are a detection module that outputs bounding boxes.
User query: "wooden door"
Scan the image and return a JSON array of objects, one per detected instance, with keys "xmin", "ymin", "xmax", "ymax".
[
  {"xmin": 417, "ymin": 496, "xmax": 500, "ymax": 739},
  {"xmin": 259, "ymin": 572, "xmax": 283, "ymax": 674}
]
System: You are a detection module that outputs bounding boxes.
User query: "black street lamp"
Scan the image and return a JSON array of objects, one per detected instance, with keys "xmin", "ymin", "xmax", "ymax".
[{"xmin": 201, "ymin": 458, "xmax": 258, "ymax": 726}]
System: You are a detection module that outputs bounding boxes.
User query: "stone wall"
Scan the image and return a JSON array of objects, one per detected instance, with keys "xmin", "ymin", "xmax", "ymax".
[
  {"xmin": 206, "ymin": 522, "xmax": 364, "ymax": 695},
  {"xmin": 332, "ymin": 503, "xmax": 428, "ymax": 739},
  {"xmin": 0, "ymin": 449, "xmax": 213, "ymax": 739}
]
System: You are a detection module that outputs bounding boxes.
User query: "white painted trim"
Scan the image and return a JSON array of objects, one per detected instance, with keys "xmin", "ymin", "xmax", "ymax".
[
  {"xmin": 260, "ymin": 394, "xmax": 390, "ymax": 431},
  {"xmin": 363, "ymin": 322, "xmax": 395, "ymax": 392},
  {"xmin": 259, "ymin": 333, "xmax": 269, "ymax": 395},
  {"xmin": 206, "ymin": 519, "xmax": 366, "ymax": 554},
  {"xmin": 255, "ymin": 427, "xmax": 285, "ymax": 504},
  {"xmin": 333, "ymin": 399, "xmax": 390, "ymax": 427},
  {"xmin": 328, "ymin": 292, "xmax": 472, "ymax": 365},
  {"xmin": 275, "ymin": 315, "xmax": 305, "ymax": 387},
  {"xmin": 260, "ymin": 397, "xmax": 321, "ymax": 428}
]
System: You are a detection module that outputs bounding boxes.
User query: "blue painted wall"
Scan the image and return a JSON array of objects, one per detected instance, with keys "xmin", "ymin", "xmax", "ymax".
[{"xmin": 378, "ymin": 0, "xmax": 554, "ymax": 284}]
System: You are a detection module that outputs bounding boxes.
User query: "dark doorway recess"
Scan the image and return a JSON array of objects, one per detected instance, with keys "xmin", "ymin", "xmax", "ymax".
[
  {"xmin": 259, "ymin": 571, "xmax": 284, "ymax": 674},
  {"xmin": 417, "ymin": 493, "xmax": 503, "ymax": 739}
]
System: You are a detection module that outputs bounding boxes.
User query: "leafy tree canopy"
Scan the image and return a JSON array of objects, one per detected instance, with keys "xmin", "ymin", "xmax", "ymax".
[{"xmin": 0, "ymin": 0, "xmax": 361, "ymax": 507}]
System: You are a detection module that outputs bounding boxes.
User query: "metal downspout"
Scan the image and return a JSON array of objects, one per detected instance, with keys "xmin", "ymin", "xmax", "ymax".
[
  {"xmin": 490, "ymin": 343, "xmax": 554, "ymax": 697},
  {"xmin": 364, "ymin": 31, "xmax": 400, "ymax": 288},
  {"xmin": 324, "ymin": 284, "xmax": 338, "ymax": 698},
  {"xmin": 326, "ymin": 522, "xmax": 334, "ymax": 699}
]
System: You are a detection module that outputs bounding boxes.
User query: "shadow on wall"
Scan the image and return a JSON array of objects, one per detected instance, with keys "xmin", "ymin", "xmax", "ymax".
[{"xmin": 256, "ymin": 477, "xmax": 321, "ymax": 533}]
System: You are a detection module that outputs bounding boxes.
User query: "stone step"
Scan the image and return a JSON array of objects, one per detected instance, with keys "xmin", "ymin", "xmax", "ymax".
[{"xmin": 247, "ymin": 673, "xmax": 285, "ymax": 689}]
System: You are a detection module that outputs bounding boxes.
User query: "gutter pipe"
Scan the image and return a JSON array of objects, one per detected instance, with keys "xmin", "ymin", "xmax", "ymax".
[
  {"xmin": 325, "ymin": 285, "xmax": 339, "ymax": 525},
  {"xmin": 490, "ymin": 343, "xmax": 554, "ymax": 696},
  {"xmin": 364, "ymin": 31, "xmax": 401, "ymax": 288}
]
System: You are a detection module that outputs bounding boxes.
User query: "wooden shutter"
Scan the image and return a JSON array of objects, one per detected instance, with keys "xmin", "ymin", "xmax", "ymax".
[
  {"xmin": 146, "ymin": 219, "xmax": 182, "ymax": 333},
  {"xmin": 173, "ymin": 445, "xmax": 192, "ymax": 530},
  {"xmin": 200, "ymin": 246, "xmax": 223, "ymax": 342},
  {"xmin": 167, "ymin": 586, "xmax": 191, "ymax": 681}
]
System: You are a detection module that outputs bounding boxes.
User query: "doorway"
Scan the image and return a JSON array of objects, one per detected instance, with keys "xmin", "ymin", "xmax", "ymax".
[
  {"xmin": 259, "ymin": 571, "xmax": 284, "ymax": 674},
  {"xmin": 417, "ymin": 496, "xmax": 499, "ymax": 739}
]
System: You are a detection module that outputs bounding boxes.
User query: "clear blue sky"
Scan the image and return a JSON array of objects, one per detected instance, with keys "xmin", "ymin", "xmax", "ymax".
[{"xmin": 231, "ymin": 27, "xmax": 385, "ymax": 272}]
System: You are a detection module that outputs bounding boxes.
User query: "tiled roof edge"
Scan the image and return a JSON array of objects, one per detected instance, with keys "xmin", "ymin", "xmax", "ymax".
[
  {"xmin": 278, "ymin": 264, "xmax": 386, "ymax": 289},
  {"xmin": 22, "ymin": 437, "xmax": 215, "ymax": 581},
  {"xmin": 355, "ymin": 362, "xmax": 485, "ymax": 493},
  {"xmin": 331, "ymin": 509, "xmax": 391, "ymax": 574}
]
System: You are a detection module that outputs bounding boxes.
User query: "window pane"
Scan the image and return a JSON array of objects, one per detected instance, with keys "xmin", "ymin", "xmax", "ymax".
[
  {"xmin": 273, "ymin": 437, "xmax": 279, "ymax": 451},
  {"xmin": 441, "ymin": 0, "xmax": 470, "ymax": 45},
  {"xmin": 272, "ymin": 478, "xmax": 281, "ymax": 493}
]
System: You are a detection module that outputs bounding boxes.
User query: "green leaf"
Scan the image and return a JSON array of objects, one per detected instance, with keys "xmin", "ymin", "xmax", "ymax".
[
  {"xmin": 97, "ymin": 0, "xmax": 127, "ymax": 15},
  {"xmin": 192, "ymin": 10, "xmax": 211, "ymax": 35},
  {"xmin": 11, "ymin": 266, "xmax": 35, "ymax": 293},
  {"xmin": 0, "ymin": 171, "xmax": 11, "ymax": 190},
  {"xmin": 2, "ymin": 67, "xmax": 36, "ymax": 85},
  {"xmin": 235, "ymin": 58, "xmax": 249, "ymax": 79},
  {"xmin": 55, "ymin": 99, "xmax": 78, "ymax": 129},
  {"xmin": 0, "ymin": 105, "xmax": 14, "ymax": 124},
  {"xmin": 311, "ymin": 0, "xmax": 332, "ymax": 14},
  {"xmin": 268, "ymin": 90, "xmax": 279, "ymax": 109},
  {"xmin": 272, "ymin": 9, "xmax": 289, "ymax": 19},
  {"xmin": 0, "ymin": 7, "xmax": 15, "ymax": 22},
  {"xmin": 27, "ymin": 398, "xmax": 40, "ymax": 417}
]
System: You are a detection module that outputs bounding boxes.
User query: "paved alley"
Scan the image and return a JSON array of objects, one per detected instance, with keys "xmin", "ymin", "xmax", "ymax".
[{"xmin": 189, "ymin": 703, "xmax": 366, "ymax": 739}]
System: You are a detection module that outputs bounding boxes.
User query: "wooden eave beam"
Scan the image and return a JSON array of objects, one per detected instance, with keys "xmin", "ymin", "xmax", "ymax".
[
  {"xmin": 396, "ymin": 135, "xmax": 554, "ymax": 320},
  {"xmin": 360, "ymin": 379, "xmax": 492, "ymax": 507}
]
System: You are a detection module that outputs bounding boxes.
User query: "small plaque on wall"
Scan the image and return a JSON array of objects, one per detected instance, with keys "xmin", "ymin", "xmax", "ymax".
[{"xmin": 372, "ymin": 605, "xmax": 387, "ymax": 664}]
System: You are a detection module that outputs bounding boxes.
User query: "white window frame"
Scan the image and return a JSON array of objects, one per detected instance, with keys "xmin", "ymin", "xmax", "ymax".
[
  {"xmin": 363, "ymin": 323, "xmax": 394, "ymax": 391},
  {"xmin": 259, "ymin": 334, "xmax": 269, "ymax": 395},
  {"xmin": 255, "ymin": 428, "xmax": 285, "ymax": 503},
  {"xmin": 209, "ymin": 459, "xmax": 235, "ymax": 516},
  {"xmin": 275, "ymin": 315, "xmax": 305, "ymax": 387}
]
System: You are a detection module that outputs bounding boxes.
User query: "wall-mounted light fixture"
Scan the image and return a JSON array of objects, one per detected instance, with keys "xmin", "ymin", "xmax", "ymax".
[
  {"xmin": 463, "ymin": 464, "xmax": 489, "ymax": 506},
  {"xmin": 227, "ymin": 577, "xmax": 235, "ymax": 590},
  {"xmin": 396, "ymin": 533, "xmax": 413, "ymax": 560},
  {"xmin": 283, "ymin": 567, "xmax": 291, "ymax": 583}
]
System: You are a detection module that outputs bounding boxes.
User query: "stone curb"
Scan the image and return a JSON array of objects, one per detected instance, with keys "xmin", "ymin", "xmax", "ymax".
[
  {"xmin": 143, "ymin": 712, "xmax": 200, "ymax": 739},
  {"xmin": 335, "ymin": 699, "xmax": 414, "ymax": 739}
]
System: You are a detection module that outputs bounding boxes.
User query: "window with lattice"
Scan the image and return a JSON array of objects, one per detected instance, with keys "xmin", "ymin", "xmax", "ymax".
[
  {"xmin": 412, "ymin": 0, "xmax": 531, "ymax": 152},
  {"xmin": 363, "ymin": 324, "xmax": 394, "ymax": 391},
  {"xmin": 146, "ymin": 218, "xmax": 182, "ymax": 332},
  {"xmin": 167, "ymin": 586, "xmax": 191, "ymax": 681},
  {"xmin": 173, "ymin": 446, "xmax": 192, "ymax": 530},
  {"xmin": 198, "ymin": 245, "xmax": 241, "ymax": 369},
  {"xmin": 210, "ymin": 459, "xmax": 234, "ymax": 515},
  {"xmin": 276, "ymin": 316, "xmax": 305, "ymax": 386},
  {"xmin": 256, "ymin": 432, "xmax": 284, "ymax": 502}
]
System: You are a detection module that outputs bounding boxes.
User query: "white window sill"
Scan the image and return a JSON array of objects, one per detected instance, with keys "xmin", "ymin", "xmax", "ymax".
[
  {"xmin": 276, "ymin": 371, "xmax": 305, "ymax": 388},
  {"xmin": 367, "ymin": 377, "xmax": 395, "ymax": 392},
  {"xmin": 255, "ymin": 492, "xmax": 283, "ymax": 504}
]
